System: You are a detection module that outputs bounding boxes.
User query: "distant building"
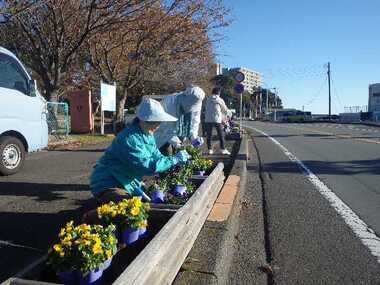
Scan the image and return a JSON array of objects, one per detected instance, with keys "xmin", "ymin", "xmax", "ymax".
[
  {"xmin": 223, "ymin": 67, "xmax": 262, "ymax": 93},
  {"xmin": 368, "ymin": 83, "xmax": 380, "ymax": 112}
]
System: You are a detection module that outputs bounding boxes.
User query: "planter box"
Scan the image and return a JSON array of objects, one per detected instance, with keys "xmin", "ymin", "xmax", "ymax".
[{"xmin": 4, "ymin": 163, "xmax": 225, "ymax": 285}]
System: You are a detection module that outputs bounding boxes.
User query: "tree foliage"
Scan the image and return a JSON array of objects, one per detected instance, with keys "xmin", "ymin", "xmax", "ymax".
[{"xmin": 0, "ymin": 0, "xmax": 230, "ymax": 120}]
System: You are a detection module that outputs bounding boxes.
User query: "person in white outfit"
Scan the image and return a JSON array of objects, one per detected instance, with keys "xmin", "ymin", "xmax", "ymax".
[
  {"xmin": 204, "ymin": 87, "xmax": 230, "ymax": 155},
  {"xmin": 154, "ymin": 85, "xmax": 205, "ymax": 154}
]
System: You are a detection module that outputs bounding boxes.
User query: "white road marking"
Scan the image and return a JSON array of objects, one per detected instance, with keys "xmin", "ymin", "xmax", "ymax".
[
  {"xmin": 248, "ymin": 126, "xmax": 380, "ymax": 264},
  {"xmin": 0, "ymin": 240, "xmax": 43, "ymax": 252}
]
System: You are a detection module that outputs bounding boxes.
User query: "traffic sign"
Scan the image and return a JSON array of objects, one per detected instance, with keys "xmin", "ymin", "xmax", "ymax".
[
  {"xmin": 234, "ymin": 71, "xmax": 245, "ymax": 82},
  {"xmin": 234, "ymin": 83, "xmax": 244, "ymax": 94}
]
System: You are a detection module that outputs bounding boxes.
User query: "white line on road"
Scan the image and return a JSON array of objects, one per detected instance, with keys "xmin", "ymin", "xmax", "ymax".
[
  {"xmin": 0, "ymin": 240, "xmax": 43, "ymax": 253},
  {"xmin": 247, "ymin": 126, "xmax": 380, "ymax": 264}
]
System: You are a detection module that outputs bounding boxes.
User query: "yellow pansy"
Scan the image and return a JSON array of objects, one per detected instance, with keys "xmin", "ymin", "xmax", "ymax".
[
  {"xmin": 132, "ymin": 197, "xmax": 142, "ymax": 208},
  {"xmin": 65, "ymin": 221, "xmax": 74, "ymax": 232},
  {"xmin": 130, "ymin": 207, "xmax": 140, "ymax": 216},
  {"xmin": 59, "ymin": 228, "xmax": 66, "ymax": 238},
  {"xmin": 106, "ymin": 249, "xmax": 113, "ymax": 259},
  {"xmin": 53, "ymin": 244, "xmax": 62, "ymax": 253},
  {"xmin": 93, "ymin": 242, "xmax": 103, "ymax": 255}
]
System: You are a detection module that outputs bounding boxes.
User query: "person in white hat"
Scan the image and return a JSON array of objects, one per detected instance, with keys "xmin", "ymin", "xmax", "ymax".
[
  {"xmin": 154, "ymin": 85, "xmax": 206, "ymax": 154},
  {"xmin": 89, "ymin": 98, "xmax": 190, "ymax": 204}
]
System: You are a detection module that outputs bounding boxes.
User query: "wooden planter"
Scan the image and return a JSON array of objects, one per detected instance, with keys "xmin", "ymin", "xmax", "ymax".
[{"xmin": 5, "ymin": 163, "xmax": 225, "ymax": 285}]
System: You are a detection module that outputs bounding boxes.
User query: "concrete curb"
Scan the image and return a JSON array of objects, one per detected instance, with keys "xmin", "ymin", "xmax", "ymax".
[{"xmin": 173, "ymin": 136, "xmax": 250, "ymax": 284}]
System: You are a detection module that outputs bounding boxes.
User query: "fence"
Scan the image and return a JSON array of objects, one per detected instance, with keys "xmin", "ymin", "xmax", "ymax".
[{"xmin": 46, "ymin": 102, "xmax": 70, "ymax": 135}]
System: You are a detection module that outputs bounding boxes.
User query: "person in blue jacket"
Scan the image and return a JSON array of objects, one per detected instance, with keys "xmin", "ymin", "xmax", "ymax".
[{"xmin": 90, "ymin": 98, "xmax": 190, "ymax": 204}]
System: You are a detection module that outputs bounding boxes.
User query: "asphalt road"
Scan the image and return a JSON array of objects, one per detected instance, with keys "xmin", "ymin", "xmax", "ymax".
[
  {"xmin": 0, "ymin": 143, "xmax": 108, "ymax": 282},
  {"xmin": 242, "ymin": 121, "xmax": 380, "ymax": 284}
]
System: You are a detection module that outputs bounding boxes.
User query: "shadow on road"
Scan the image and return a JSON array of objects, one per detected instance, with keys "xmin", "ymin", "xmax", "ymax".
[
  {"xmin": 0, "ymin": 182, "xmax": 91, "ymax": 201},
  {"xmin": 0, "ymin": 194, "xmax": 97, "ymax": 282},
  {"xmin": 260, "ymin": 158, "xmax": 380, "ymax": 176},
  {"xmin": 48, "ymin": 148, "xmax": 106, "ymax": 153}
]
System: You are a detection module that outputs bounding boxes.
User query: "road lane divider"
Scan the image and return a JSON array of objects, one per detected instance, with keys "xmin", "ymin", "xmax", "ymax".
[{"xmin": 246, "ymin": 125, "xmax": 380, "ymax": 264}]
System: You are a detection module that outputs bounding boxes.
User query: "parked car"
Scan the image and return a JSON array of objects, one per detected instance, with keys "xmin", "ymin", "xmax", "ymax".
[{"xmin": 0, "ymin": 47, "xmax": 48, "ymax": 175}]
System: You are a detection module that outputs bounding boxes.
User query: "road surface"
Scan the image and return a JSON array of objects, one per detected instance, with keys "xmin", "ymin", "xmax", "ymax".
[
  {"xmin": 0, "ymin": 144, "xmax": 107, "ymax": 282},
  {"xmin": 235, "ymin": 121, "xmax": 380, "ymax": 284}
]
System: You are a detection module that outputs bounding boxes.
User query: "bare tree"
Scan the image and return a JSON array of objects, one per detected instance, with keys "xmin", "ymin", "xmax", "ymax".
[
  {"xmin": 0, "ymin": 0, "xmax": 149, "ymax": 101},
  {"xmin": 86, "ymin": 0, "xmax": 230, "ymax": 120}
]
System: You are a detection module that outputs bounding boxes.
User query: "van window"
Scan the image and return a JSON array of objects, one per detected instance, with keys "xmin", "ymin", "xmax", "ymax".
[{"xmin": 0, "ymin": 53, "xmax": 29, "ymax": 95}]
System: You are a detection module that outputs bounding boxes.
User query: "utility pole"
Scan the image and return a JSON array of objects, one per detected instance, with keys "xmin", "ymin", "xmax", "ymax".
[
  {"xmin": 327, "ymin": 62, "xmax": 331, "ymax": 121},
  {"xmin": 266, "ymin": 89, "xmax": 269, "ymax": 115},
  {"xmin": 259, "ymin": 90, "xmax": 262, "ymax": 118}
]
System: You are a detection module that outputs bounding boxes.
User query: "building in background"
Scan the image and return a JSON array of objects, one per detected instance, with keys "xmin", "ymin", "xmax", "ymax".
[
  {"xmin": 368, "ymin": 83, "xmax": 380, "ymax": 112},
  {"xmin": 222, "ymin": 66, "xmax": 262, "ymax": 93}
]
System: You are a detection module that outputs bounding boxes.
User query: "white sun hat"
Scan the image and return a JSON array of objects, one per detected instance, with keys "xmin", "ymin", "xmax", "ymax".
[
  {"xmin": 180, "ymin": 85, "xmax": 205, "ymax": 113},
  {"xmin": 137, "ymin": 98, "xmax": 178, "ymax": 122}
]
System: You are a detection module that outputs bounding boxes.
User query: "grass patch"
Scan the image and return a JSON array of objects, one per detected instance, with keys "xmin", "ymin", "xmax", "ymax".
[
  {"xmin": 68, "ymin": 134, "xmax": 114, "ymax": 144},
  {"xmin": 48, "ymin": 134, "xmax": 114, "ymax": 150}
]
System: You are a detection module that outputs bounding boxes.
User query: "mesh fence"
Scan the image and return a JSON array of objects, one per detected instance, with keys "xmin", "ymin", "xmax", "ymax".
[{"xmin": 46, "ymin": 102, "xmax": 70, "ymax": 135}]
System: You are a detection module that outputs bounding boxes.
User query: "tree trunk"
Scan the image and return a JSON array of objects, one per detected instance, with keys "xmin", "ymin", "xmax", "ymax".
[{"xmin": 116, "ymin": 87, "xmax": 128, "ymax": 122}]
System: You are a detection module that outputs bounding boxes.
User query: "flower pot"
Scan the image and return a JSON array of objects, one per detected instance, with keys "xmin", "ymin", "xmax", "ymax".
[
  {"xmin": 151, "ymin": 190, "xmax": 165, "ymax": 203},
  {"xmin": 101, "ymin": 257, "xmax": 112, "ymax": 271},
  {"xmin": 193, "ymin": 170, "xmax": 205, "ymax": 176},
  {"xmin": 79, "ymin": 268, "xmax": 103, "ymax": 285},
  {"xmin": 58, "ymin": 271, "xmax": 77, "ymax": 285},
  {"xmin": 171, "ymin": 184, "xmax": 187, "ymax": 196},
  {"xmin": 121, "ymin": 227, "xmax": 140, "ymax": 245}
]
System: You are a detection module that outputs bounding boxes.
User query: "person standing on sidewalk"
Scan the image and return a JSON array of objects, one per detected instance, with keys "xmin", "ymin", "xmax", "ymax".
[{"xmin": 205, "ymin": 87, "xmax": 230, "ymax": 155}]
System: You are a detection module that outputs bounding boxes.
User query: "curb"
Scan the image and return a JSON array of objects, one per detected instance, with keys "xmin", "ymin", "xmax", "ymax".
[{"xmin": 173, "ymin": 135, "xmax": 249, "ymax": 284}]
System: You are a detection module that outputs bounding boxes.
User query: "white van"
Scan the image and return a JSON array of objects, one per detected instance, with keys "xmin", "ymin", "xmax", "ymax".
[{"xmin": 0, "ymin": 47, "xmax": 48, "ymax": 175}]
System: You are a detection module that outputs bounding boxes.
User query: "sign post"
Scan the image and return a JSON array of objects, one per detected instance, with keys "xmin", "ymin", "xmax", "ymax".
[
  {"xmin": 233, "ymin": 71, "xmax": 245, "ymax": 134},
  {"xmin": 100, "ymin": 82, "xmax": 117, "ymax": 135}
]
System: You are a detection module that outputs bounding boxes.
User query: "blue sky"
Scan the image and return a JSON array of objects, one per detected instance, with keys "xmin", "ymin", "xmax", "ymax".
[{"xmin": 217, "ymin": 0, "xmax": 380, "ymax": 114}]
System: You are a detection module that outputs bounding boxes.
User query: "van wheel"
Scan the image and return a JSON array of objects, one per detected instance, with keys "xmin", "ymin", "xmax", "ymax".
[{"xmin": 0, "ymin": 136, "xmax": 25, "ymax": 175}]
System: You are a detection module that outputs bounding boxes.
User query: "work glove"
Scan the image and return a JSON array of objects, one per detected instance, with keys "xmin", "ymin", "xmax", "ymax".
[
  {"xmin": 174, "ymin": 150, "xmax": 190, "ymax": 164},
  {"xmin": 191, "ymin": 137, "xmax": 204, "ymax": 148},
  {"xmin": 169, "ymin": 136, "xmax": 182, "ymax": 149}
]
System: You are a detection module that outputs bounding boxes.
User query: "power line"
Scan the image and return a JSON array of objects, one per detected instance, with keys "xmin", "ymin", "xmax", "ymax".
[
  {"xmin": 303, "ymin": 74, "xmax": 328, "ymax": 107},
  {"xmin": 330, "ymin": 76, "xmax": 343, "ymax": 111}
]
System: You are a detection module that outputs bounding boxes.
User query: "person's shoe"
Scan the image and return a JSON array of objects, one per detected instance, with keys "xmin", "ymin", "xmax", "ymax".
[
  {"xmin": 208, "ymin": 149, "xmax": 214, "ymax": 155},
  {"xmin": 221, "ymin": 149, "xmax": 231, "ymax": 155}
]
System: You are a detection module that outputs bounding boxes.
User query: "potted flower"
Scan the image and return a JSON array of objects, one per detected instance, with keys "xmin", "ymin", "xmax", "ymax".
[
  {"xmin": 168, "ymin": 170, "xmax": 189, "ymax": 197},
  {"xmin": 192, "ymin": 158, "xmax": 213, "ymax": 176},
  {"xmin": 184, "ymin": 145, "xmax": 202, "ymax": 160},
  {"xmin": 147, "ymin": 180, "xmax": 167, "ymax": 203},
  {"xmin": 97, "ymin": 197, "xmax": 150, "ymax": 245},
  {"xmin": 47, "ymin": 221, "xmax": 117, "ymax": 285}
]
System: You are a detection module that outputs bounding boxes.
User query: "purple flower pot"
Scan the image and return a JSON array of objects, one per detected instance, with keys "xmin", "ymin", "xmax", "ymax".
[
  {"xmin": 101, "ymin": 257, "xmax": 112, "ymax": 270},
  {"xmin": 121, "ymin": 227, "xmax": 140, "ymax": 245},
  {"xmin": 171, "ymin": 184, "xmax": 187, "ymax": 196},
  {"xmin": 193, "ymin": 170, "xmax": 205, "ymax": 176},
  {"xmin": 79, "ymin": 268, "xmax": 103, "ymax": 285},
  {"xmin": 151, "ymin": 190, "xmax": 165, "ymax": 203},
  {"xmin": 58, "ymin": 271, "xmax": 77, "ymax": 285}
]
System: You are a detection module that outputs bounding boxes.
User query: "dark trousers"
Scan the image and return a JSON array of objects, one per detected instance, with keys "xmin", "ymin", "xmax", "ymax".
[{"xmin": 205, "ymin": 122, "xmax": 225, "ymax": 150}]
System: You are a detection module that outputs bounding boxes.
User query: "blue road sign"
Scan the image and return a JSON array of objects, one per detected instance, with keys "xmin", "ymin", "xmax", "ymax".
[
  {"xmin": 234, "ymin": 71, "xmax": 245, "ymax": 82},
  {"xmin": 234, "ymin": 83, "xmax": 244, "ymax": 94}
]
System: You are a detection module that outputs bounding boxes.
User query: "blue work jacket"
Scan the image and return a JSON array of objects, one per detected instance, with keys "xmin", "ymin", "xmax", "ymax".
[{"xmin": 90, "ymin": 120, "xmax": 176, "ymax": 196}]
